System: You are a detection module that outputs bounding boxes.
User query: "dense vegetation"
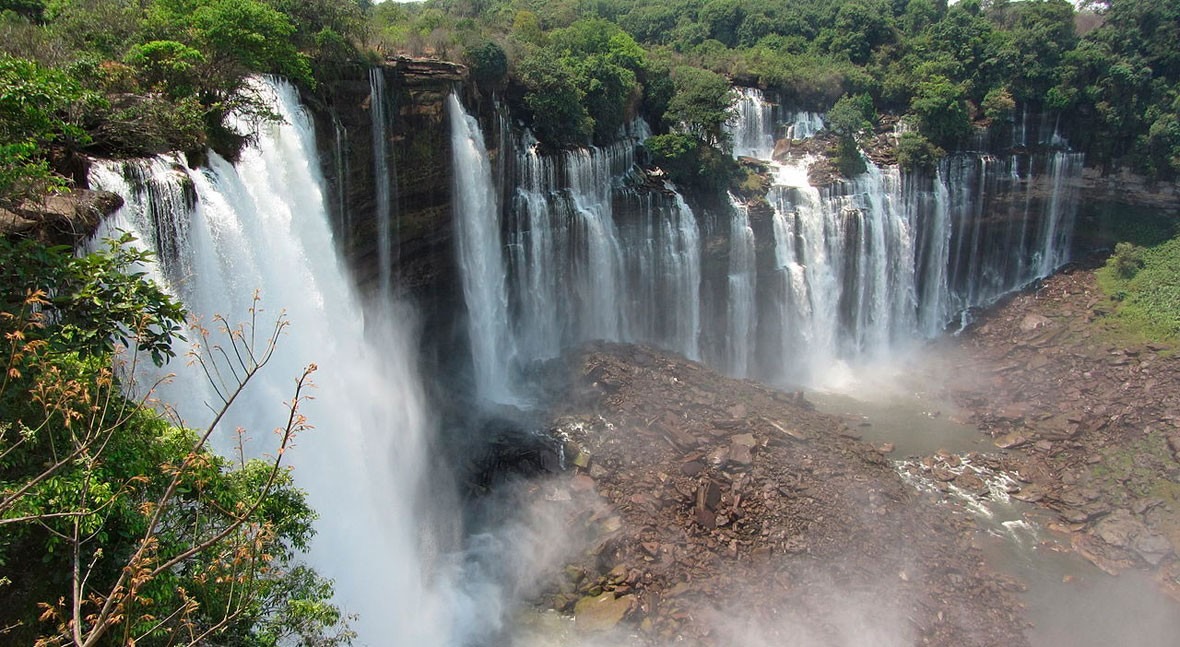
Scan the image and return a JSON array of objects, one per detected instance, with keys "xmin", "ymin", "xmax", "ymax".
[
  {"xmin": 367, "ymin": 0, "xmax": 1179, "ymax": 181},
  {"xmin": 0, "ymin": 0, "xmax": 369, "ymax": 206},
  {"xmin": 2, "ymin": 0, "xmax": 1178, "ymax": 203},
  {"xmin": 0, "ymin": 237, "xmax": 353, "ymax": 645},
  {"xmin": 1098, "ymin": 231, "xmax": 1180, "ymax": 346}
]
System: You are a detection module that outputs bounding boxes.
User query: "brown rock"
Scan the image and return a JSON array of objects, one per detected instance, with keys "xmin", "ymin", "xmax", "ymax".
[
  {"xmin": 995, "ymin": 432, "xmax": 1030, "ymax": 449},
  {"xmin": 1020, "ymin": 313, "xmax": 1054, "ymax": 332},
  {"xmin": 571, "ymin": 474, "xmax": 597, "ymax": 492},
  {"xmin": 574, "ymin": 593, "xmax": 635, "ymax": 632},
  {"xmin": 728, "ymin": 442, "xmax": 753, "ymax": 466}
]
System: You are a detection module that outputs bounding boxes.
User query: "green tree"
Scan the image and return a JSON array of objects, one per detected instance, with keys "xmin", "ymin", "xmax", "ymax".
[
  {"xmin": 909, "ymin": 73, "xmax": 971, "ymax": 147},
  {"xmin": 895, "ymin": 129, "xmax": 944, "ymax": 171},
  {"xmin": 0, "ymin": 237, "xmax": 353, "ymax": 646},
  {"xmin": 124, "ymin": 40, "xmax": 206, "ymax": 100},
  {"xmin": 664, "ymin": 65, "xmax": 732, "ymax": 148},
  {"xmin": 645, "ymin": 131, "xmax": 735, "ymax": 195},
  {"xmin": 515, "ymin": 54, "xmax": 592, "ymax": 147},
  {"xmin": 826, "ymin": 93, "xmax": 874, "ymax": 176},
  {"xmin": 0, "ymin": 54, "xmax": 93, "ymax": 207},
  {"xmin": 465, "ymin": 39, "xmax": 508, "ymax": 89},
  {"xmin": 998, "ymin": 0, "xmax": 1078, "ymax": 104},
  {"xmin": 547, "ymin": 18, "xmax": 646, "ymax": 143},
  {"xmin": 818, "ymin": 0, "xmax": 896, "ymax": 65}
]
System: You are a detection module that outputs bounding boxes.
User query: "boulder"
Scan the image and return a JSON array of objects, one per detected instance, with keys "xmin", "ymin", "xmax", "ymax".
[{"xmin": 574, "ymin": 593, "xmax": 635, "ymax": 632}]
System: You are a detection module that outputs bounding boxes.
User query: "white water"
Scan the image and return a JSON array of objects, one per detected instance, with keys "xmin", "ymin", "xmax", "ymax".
[
  {"xmin": 90, "ymin": 78, "xmax": 448, "ymax": 645},
  {"xmin": 503, "ymin": 126, "xmax": 703, "ymax": 368},
  {"xmin": 448, "ymin": 92, "xmax": 518, "ymax": 403},
  {"xmin": 446, "ymin": 87, "xmax": 1083, "ymax": 390},
  {"xmin": 726, "ymin": 87, "xmax": 1083, "ymax": 387},
  {"xmin": 730, "ymin": 86, "xmax": 776, "ymax": 159}
]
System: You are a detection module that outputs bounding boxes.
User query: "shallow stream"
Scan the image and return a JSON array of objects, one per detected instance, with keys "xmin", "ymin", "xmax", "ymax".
[{"xmin": 808, "ymin": 350, "xmax": 1180, "ymax": 646}]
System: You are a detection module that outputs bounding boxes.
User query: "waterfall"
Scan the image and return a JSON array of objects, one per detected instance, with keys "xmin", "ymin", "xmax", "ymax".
[
  {"xmin": 501, "ymin": 125, "xmax": 703, "ymax": 369},
  {"xmin": 718, "ymin": 87, "xmax": 1083, "ymax": 386},
  {"xmin": 448, "ymin": 92, "xmax": 518, "ymax": 403},
  {"xmin": 89, "ymin": 78, "xmax": 448, "ymax": 645},
  {"xmin": 447, "ymin": 85, "xmax": 1083, "ymax": 391},
  {"xmin": 726, "ymin": 87, "xmax": 826, "ymax": 158},
  {"xmin": 730, "ymin": 86, "xmax": 776, "ymax": 159},
  {"xmin": 764, "ymin": 163, "xmax": 915, "ymax": 384},
  {"xmin": 786, "ymin": 111, "xmax": 826, "ymax": 141},
  {"xmin": 370, "ymin": 67, "xmax": 398, "ymax": 296}
]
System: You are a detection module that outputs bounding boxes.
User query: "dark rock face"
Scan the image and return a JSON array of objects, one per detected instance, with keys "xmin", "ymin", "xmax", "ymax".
[
  {"xmin": 1079, "ymin": 167, "xmax": 1180, "ymax": 211},
  {"xmin": 302, "ymin": 59, "xmax": 469, "ymax": 380},
  {"xmin": 0, "ymin": 189, "xmax": 123, "ymax": 245},
  {"xmin": 303, "ymin": 59, "xmax": 464, "ymax": 298}
]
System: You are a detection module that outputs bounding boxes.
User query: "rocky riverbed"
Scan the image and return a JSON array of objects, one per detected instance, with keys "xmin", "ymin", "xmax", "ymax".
[
  {"xmin": 945, "ymin": 261, "xmax": 1180, "ymax": 596},
  {"xmin": 529, "ymin": 342, "xmax": 1029, "ymax": 646}
]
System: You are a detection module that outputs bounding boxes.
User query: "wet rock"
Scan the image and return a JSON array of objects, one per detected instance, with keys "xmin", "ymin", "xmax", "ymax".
[
  {"xmin": 1092, "ymin": 511, "xmax": 1151, "ymax": 553},
  {"xmin": 954, "ymin": 473, "xmax": 988, "ymax": 495},
  {"xmin": 1132, "ymin": 532, "xmax": 1174, "ymax": 566},
  {"xmin": 571, "ymin": 474, "xmax": 597, "ymax": 492},
  {"xmin": 1011, "ymin": 484, "xmax": 1045, "ymax": 503},
  {"xmin": 696, "ymin": 481, "xmax": 723, "ymax": 512},
  {"xmin": 1019, "ymin": 313, "xmax": 1054, "ymax": 332},
  {"xmin": 574, "ymin": 593, "xmax": 635, "ymax": 632},
  {"xmin": 705, "ymin": 446, "xmax": 729, "ymax": 467},
  {"xmin": 932, "ymin": 466, "xmax": 958, "ymax": 482},
  {"xmin": 995, "ymin": 432, "xmax": 1030, "ymax": 449},
  {"xmin": 545, "ymin": 342, "xmax": 1032, "ymax": 645}
]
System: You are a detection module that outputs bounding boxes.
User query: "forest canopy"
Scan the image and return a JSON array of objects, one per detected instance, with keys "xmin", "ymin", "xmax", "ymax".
[
  {"xmin": 1, "ymin": 0, "xmax": 1178, "ymax": 192},
  {"xmin": 363, "ymin": 0, "xmax": 1179, "ymax": 180}
]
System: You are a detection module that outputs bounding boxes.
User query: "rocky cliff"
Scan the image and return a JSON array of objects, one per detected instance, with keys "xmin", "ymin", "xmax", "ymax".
[
  {"xmin": 0, "ymin": 189, "xmax": 123, "ymax": 245},
  {"xmin": 303, "ymin": 58, "xmax": 465, "ymax": 298}
]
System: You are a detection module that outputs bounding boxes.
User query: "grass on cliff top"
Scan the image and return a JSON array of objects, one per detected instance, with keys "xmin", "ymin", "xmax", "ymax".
[{"xmin": 1096, "ymin": 231, "xmax": 1180, "ymax": 346}]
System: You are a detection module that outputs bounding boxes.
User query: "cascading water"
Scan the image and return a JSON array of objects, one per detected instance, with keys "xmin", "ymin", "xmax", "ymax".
[
  {"xmin": 501, "ymin": 125, "xmax": 703, "ymax": 368},
  {"xmin": 448, "ymin": 86, "xmax": 1083, "ymax": 391},
  {"xmin": 448, "ymin": 92, "xmax": 518, "ymax": 404},
  {"xmin": 720, "ymin": 86, "xmax": 1083, "ymax": 386},
  {"xmin": 730, "ymin": 86, "xmax": 776, "ymax": 159},
  {"xmin": 727, "ymin": 87, "xmax": 825, "ymax": 157},
  {"xmin": 89, "ymin": 78, "xmax": 449, "ymax": 645}
]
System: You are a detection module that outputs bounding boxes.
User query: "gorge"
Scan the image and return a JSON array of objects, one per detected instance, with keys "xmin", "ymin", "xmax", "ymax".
[
  {"xmin": 62, "ymin": 59, "xmax": 1178, "ymax": 645},
  {"xmin": 6, "ymin": 1, "xmax": 1180, "ymax": 645}
]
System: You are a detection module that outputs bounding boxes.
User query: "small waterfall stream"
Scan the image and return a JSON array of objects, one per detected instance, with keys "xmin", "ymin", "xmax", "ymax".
[
  {"xmin": 370, "ymin": 67, "xmax": 398, "ymax": 297},
  {"xmin": 726, "ymin": 194, "xmax": 757, "ymax": 376},
  {"xmin": 448, "ymin": 92, "xmax": 518, "ymax": 403}
]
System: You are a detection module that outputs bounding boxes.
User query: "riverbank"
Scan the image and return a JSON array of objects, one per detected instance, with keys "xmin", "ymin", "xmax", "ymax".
[
  {"xmin": 948, "ymin": 260, "xmax": 1180, "ymax": 595},
  {"xmin": 533, "ymin": 342, "xmax": 1028, "ymax": 646}
]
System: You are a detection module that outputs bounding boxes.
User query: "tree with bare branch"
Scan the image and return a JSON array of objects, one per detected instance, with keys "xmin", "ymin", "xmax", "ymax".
[{"xmin": 1, "ymin": 236, "xmax": 353, "ymax": 646}]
